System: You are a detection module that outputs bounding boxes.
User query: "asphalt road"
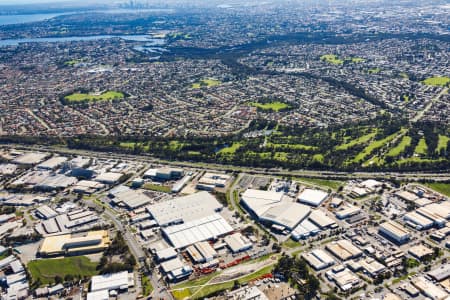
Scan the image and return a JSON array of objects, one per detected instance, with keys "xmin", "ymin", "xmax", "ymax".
[{"xmin": 4, "ymin": 143, "xmax": 450, "ymax": 182}]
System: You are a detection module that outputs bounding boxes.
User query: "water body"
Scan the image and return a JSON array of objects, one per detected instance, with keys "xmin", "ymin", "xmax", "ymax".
[
  {"xmin": 0, "ymin": 13, "xmax": 67, "ymax": 26},
  {"xmin": 0, "ymin": 9, "xmax": 174, "ymax": 26},
  {"xmin": 0, "ymin": 35, "xmax": 165, "ymax": 47}
]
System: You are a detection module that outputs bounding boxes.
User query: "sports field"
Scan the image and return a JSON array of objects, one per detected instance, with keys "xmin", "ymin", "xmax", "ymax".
[{"xmin": 64, "ymin": 91, "xmax": 124, "ymax": 103}]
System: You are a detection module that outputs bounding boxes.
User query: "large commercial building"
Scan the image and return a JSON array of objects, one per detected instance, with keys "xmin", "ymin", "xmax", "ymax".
[
  {"xmin": 37, "ymin": 156, "xmax": 68, "ymax": 170},
  {"xmin": 326, "ymin": 240, "xmax": 362, "ymax": 261},
  {"xmin": 241, "ymin": 189, "xmax": 311, "ymax": 231},
  {"xmin": 428, "ymin": 264, "xmax": 450, "ymax": 282},
  {"xmin": 109, "ymin": 187, "xmax": 152, "ymax": 210},
  {"xmin": 412, "ymin": 276, "xmax": 448, "ymax": 300},
  {"xmin": 162, "ymin": 213, "xmax": 233, "ymax": 249},
  {"xmin": 160, "ymin": 257, "xmax": 193, "ymax": 281},
  {"xmin": 224, "ymin": 232, "xmax": 253, "ymax": 253},
  {"xmin": 404, "ymin": 212, "xmax": 434, "ymax": 230},
  {"xmin": 302, "ymin": 249, "xmax": 335, "ymax": 270},
  {"xmin": 147, "ymin": 191, "xmax": 223, "ymax": 227},
  {"xmin": 308, "ymin": 210, "xmax": 336, "ymax": 229},
  {"xmin": 90, "ymin": 271, "xmax": 134, "ymax": 293},
  {"xmin": 39, "ymin": 230, "xmax": 110, "ymax": 256},
  {"xmin": 144, "ymin": 167, "xmax": 184, "ymax": 181},
  {"xmin": 378, "ymin": 221, "xmax": 411, "ymax": 244},
  {"xmin": 297, "ymin": 189, "xmax": 329, "ymax": 207}
]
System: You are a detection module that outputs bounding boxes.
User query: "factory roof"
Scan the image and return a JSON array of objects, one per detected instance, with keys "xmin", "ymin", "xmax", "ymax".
[
  {"xmin": 408, "ymin": 244, "xmax": 433, "ymax": 259},
  {"xmin": 147, "ymin": 191, "xmax": 222, "ymax": 226},
  {"xmin": 428, "ymin": 264, "xmax": 450, "ymax": 282},
  {"xmin": 297, "ymin": 189, "xmax": 328, "ymax": 207},
  {"xmin": 37, "ymin": 156, "xmax": 68, "ymax": 170},
  {"xmin": 163, "ymin": 213, "xmax": 233, "ymax": 249},
  {"xmin": 112, "ymin": 189, "xmax": 152, "ymax": 209},
  {"xmin": 12, "ymin": 152, "xmax": 47, "ymax": 165},
  {"xmin": 379, "ymin": 221, "xmax": 410, "ymax": 238},
  {"xmin": 95, "ymin": 172, "xmax": 123, "ymax": 184},
  {"xmin": 91, "ymin": 271, "xmax": 134, "ymax": 292},
  {"xmin": 326, "ymin": 240, "xmax": 362, "ymax": 261},
  {"xmin": 308, "ymin": 210, "xmax": 336, "ymax": 229},
  {"xmin": 412, "ymin": 276, "xmax": 448, "ymax": 300},
  {"xmin": 39, "ymin": 230, "xmax": 110, "ymax": 255},
  {"xmin": 404, "ymin": 212, "xmax": 434, "ymax": 228},
  {"xmin": 86, "ymin": 290, "xmax": 109, "ymax": 300},
  {"xmin": 224, "ymin": 232, "xmax": 253, "ymax": 253},
  {"xmin": 35, "ymin": 205, "xmax": 58, "ymax": 219},
  {"xmin": 260, "ymin": 202, "xmax": 311, "ymax": 230},
  {"xmin": 241, "ymin": 189, "xmax": 284, "ymax": 217},
  {"xmin": 302, "ymin": 249, "xmax": 335, "ymax": 270}
]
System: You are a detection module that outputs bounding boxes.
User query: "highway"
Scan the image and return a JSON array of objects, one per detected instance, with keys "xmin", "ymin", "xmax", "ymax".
[{"xmin": 4, "ymin": 143, "xmax": 450, "ymax": 182}]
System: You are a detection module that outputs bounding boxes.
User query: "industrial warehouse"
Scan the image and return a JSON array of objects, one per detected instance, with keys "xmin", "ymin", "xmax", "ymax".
[
  {"xmin": 1, "ymin": 149, "xmax": 450, "ymax": 299},
  {"xmin": 38, "ymin": 230, "xmax": 110, "ymax": 256}
]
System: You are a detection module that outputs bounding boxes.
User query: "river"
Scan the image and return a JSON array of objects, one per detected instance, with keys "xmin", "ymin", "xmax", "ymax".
[{"xmin": 0, "ymin": 35, "xmax": 165, "ymax": 47}]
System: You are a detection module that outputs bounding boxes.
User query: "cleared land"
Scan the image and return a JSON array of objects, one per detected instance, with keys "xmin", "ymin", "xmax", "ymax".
[
  {"xmin": 143, "ymin": 183, "xmax": 171, "ymax": 193},
  {"xmin": 424, "ymin": 183, "xmax": 450, "ymax": 197},
  {"xmin": 64, "ymin": 91, "xmax": 124, "ymax": 103},
  {"xmin": 294, "ymin": 177, "xmax": 344, "ymax": 190},
  {"xmin": 172, "ymin": 264, "xmax": 275, "ymax": 300},
  {"xmin": 250, "ymin": 101, "xmax": 291, "ymax": 112},
  {"xmin": 192, "ymin": 78, "xmax": 221, "ymax": 88},
  {"xmin": 422, "ymin": 76, "xmax": 450, "ymax": 87},
  {"xmin": 28, "ymin": 256, "xmax": 98, "ymax": 285}
]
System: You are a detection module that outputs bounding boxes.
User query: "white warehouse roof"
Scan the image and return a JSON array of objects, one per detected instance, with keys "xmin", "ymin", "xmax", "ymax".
[
  {"xmin": 241, "ymin": 189, "xmax": 310, "ymax": 230},
  {"xmin": 298, "ymin": 189, "xmax": 329, "ymax": 207},
  {"xmin": 162, "ymin": 213, "xmax": 233, "ymax": 249},
  {"xmin": 147, "ymin": 191, "xmax": 222, "ymax": 226},
  {"xmin": 90, "ymin": 271, "xmax": 134, "ymax": 292},
  {"xmin": 241, "ymin": 189, "xmax": 284, "ymax": 217}
]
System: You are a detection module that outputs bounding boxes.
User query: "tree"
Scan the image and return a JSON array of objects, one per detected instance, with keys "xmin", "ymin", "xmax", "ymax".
[{"xmin": 54, "ymin": 275, "xmax": 63, "ymax": 284}]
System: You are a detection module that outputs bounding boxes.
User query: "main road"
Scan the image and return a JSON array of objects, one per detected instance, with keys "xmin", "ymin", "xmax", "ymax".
[{"xmin": 4, "ymin": 143, "xmax": 450, "ymax": 182}]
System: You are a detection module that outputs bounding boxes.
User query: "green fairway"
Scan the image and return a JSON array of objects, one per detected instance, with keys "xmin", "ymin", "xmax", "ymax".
[
  {"xmin": 437, "ymin": 135, "xmax": 450, "ymax": 152},
  {"xmin": 353, "ymin": 131, "xmax": 400, "ymax": 162},
  {"xmin": 64, "ymin": 91, "xmax": 124, "ymax": 103},
  {"xmin": 320, "ymin": 54, "xmax": 344, "ymax": 65},
  {"xmin": 368, "ymin": 67, "xmax": 381, "ymax": 74},
  {"xmin": 28, "ymin": 256, "xmax": 98, "ymax": 286},
  {"xmin": 266, "ymin": 142, "xmax": 317, "ymax": 151},
  {"xmin": 422, "ymin": 76, "xmax": 450, "ymax": 87},
  {"xmin": 168, "ymin": 140, "xmax": 185, "ymax": 151},
  {"xmin": 424, "ymin": 183, "xmax": 450, "ymax": 197},
  {"xmin": 274, "ymin": 152, "xmax": 289, "ymax": 161},
  {"xmin": 218, "ymin": 142, "xmax": 242, "ymax": 154},
  {"xmin": 347, "ymin": 57, "xmax": 365, "ymax": 63},
  {"xmin": 313, "ymin": 153, "xmax": 325, "ymax": 163},
  {"xmin": 335, "ymin": 131, "xmax": 377, "ymax": 150},
  {"xmin": 415, "ymin": 138, "xmax": 428, "ymax": 156},
  {"xmin": 250, "ymin": 101, "xmax": 291, "ymax": 112},
  {"xmin": 191, "ymin": 78, "xmax": 221, "ymax": 88},
  {"xmin": 64, "ymin": 59, "xmax": 84, "ymax": 66},
  {"xmin": 386, "ymin": 136, "xmax": 412, "ymax": 157}
]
